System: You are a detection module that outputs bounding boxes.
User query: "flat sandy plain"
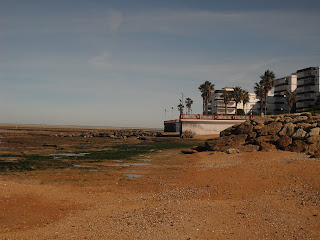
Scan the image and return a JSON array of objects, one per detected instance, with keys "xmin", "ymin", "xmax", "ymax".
[{"xmin": 0, "ymin": 124, "xmax": 320, "ymax": 239}]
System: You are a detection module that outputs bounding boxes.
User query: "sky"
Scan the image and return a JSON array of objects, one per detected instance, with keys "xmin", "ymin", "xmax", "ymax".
[{"xmin": 1, "ymin": 0, "xmax": 320, "ymax": 128}]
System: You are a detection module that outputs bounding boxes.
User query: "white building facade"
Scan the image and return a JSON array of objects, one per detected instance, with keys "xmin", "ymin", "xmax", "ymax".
[
  {"xmin": 209, "ymin": 65, "xmax": 320, "ymax": 116},
  {"xmin": 274, "ymin": 74, "xmax": 297, "ymax": 114},
  {"xmin": 211, "ymin": 87, "xmax": 236, "ymax": 115},
  {"xmin": 295, "ymin": 66, "xmax": 320, "ymax": 112},
  {"xmin": 210, "ymin": 87, "xmax": 265, "ymax": 115},
  {"xmin": 242, "ymin": 93, "xmax": 260, "ymax": 114}
]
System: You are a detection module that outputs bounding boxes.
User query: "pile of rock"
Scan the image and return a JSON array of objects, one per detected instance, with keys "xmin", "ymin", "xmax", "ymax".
[
  {"xmin": 55, "ymin": 130, "xmax": 162, "ymax": 139},
  {"xmin": 205, "ymin": 112, "xmax": 320, "ymax": 157}
]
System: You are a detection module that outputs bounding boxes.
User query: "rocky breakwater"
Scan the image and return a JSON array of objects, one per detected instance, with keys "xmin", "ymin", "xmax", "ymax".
[
  {"xmin": 205, "ymin": 112, "xmax": 320, "ymax": 157},
  {"xmin": 55, "ymin": 129, "xmax": 163, "ymax": 139}
]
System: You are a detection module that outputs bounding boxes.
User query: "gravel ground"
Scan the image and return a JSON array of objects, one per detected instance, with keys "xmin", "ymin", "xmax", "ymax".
[{"xmin": 1, "ymin": 150, "xmax": 320, "ymax": 239}]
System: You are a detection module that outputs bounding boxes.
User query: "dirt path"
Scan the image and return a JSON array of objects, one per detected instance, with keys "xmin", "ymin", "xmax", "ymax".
[{"xmin": 1, "ymin": 149, "xmax": 320, "ymax": 239}]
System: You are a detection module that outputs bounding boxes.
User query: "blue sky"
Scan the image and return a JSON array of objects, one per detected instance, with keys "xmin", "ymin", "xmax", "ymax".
[{"xmin": 1, "ymin": 0, "xmax": 320, "ymax": 128}]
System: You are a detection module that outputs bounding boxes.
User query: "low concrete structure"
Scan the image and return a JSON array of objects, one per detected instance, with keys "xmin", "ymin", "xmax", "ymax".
[
  {"xmin": 164, "ymin": 114, "xmax": 252, "ymax": 136},
  {"xmin": 164, "ymin": 119, "xmax": 181, "ymax": 132},
  {"xmin": 180, "ymin": 118, "xmax": 246, "ymax": 135}
]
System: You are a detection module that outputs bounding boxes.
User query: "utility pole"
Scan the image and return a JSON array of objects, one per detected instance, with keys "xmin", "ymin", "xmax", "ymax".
[
  {"xmin": 165, "ymin": 109, "xmax": 167, "ymax": 120},
  {"xmin": 171, "ymin": 107, "xmax": 174, "ymax": 119}
]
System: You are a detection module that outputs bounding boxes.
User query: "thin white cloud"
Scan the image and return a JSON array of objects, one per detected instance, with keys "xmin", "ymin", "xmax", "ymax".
[
  {"xmin": 106, "ymin": 9, "xmax": 123, "ymax": 32},
  {"xmin": 87, "ymin": 51, "xmax": 283, "ymax": 90},
  {"xmin": 88, "ymin": 52, "xmax": 113, "ymax": 68},
  {"xmin": 3, "ymin": 6, "xmax": 320, "ymax": 127},
  {"xmin": 115, "ymin": 9, "xmax": 320, "ymax": 40},
  {"xmin": 3, "ymin": 8, "xmax": 320, "ymax": 40},
  {"xmin": 121, "ymin": 10, "xmax": 246, "ymax": 34}
]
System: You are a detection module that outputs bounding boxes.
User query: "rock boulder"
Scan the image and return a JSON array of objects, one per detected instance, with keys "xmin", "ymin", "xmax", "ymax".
[{"xmin": 204, "ymin": 112, "xmax": 320, "ymax": 155}]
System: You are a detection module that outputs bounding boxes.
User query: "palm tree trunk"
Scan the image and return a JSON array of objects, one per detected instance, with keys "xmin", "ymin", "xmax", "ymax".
[
  {"xmin": 205, "ymin": 98, "xmax": 209, "ymax": 115},
  {"xmin": 264, "ymin": 95, "xmax": 267, "ymax": 115},
  {"xmin": 204, "ymin": 101, "xmax": 207, "ymax": 115},
  {"xmin": 202, "ymin": 99, "xmax": 205, "ymax": 114},
  {"xmin": 235, "ymin": 102, "xmax": 238, "ymax": 115},
  {"xmin": 225, "ymin": 104, "xmax": 227, "ymax": 114}
]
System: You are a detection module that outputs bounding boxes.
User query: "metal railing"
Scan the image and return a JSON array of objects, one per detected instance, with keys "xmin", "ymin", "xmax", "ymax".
[{"xmin": 180, "ymin": 114, "xmax": 253, "ymax": 120}]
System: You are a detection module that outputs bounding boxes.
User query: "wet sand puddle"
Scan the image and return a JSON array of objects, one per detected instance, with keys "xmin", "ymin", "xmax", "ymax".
[
  {"xmin": 137, "ymin": 154, "xmax": 153, "ymax": 162},
  {"xmin": 58, "ymin": 152, "xmax": 152, "ymax": 178},
  {"xmin": 103, "ymin": 163, "xmax": 149, "ymax": 167},
  {"xmin": 63, "ymin": 161, "xmax": 149, "ymax": 172},
  {"xmin": 103, "ymin": 154, "xmax": 152, "ymax": 178},
  {"xmin": 73, "ymin": 164, "xmax": 92, "ymax": 168},
  {"xmin": 0, "ymin": 158, "xmax": 18, "ymax": 161},
  {"xmin": 123, "ymin": 174, "xmax": 143, "ymax": 178},
  {"xmin": 50, "ymin": 153, "xmax": 90, "ymax": 160}
]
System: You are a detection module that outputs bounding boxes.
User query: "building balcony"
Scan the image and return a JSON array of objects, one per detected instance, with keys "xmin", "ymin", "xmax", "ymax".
[
  {"xmin": 297, "ymin": 78, "xmax": 316, "ymax": 87},
  {"xmin": 296, "ymin": 98, "xmax": 317, "ymax": 103},
  {"xmin": 274, "ymin": 89, "xmax": 288, "ymax": 94},
  {"xmin": 275, "ymin": 82, "xmax": 289, "ymax": 87}
]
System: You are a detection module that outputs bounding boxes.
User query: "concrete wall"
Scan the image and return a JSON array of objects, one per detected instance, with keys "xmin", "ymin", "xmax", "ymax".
[
  {"xmin": 164, "ymin": 120, "xmax": 181, "ymax": 132},
  {"xmin": 181, "ymin": 119, "xmax": 245, "ymax": 136}
]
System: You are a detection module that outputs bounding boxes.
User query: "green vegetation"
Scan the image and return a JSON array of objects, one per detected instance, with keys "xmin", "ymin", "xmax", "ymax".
[
  {"xmin": 68, "ymin": 138, "xmax": 203, "ymax": 161},
  {"xmin": 177, "ymin": 100, "xmax": 184, "ymax": 115},
  {"xmin": 230, "ymin": 86, "xmax": 249, "ymax": 115},
  {"xmin": 0, "ymin": 138, "xmax": 204, "ymax": 172},
  {"xmin": 185, "ymin": 97, "xmax": 193, "ymax": 114},
  {"xmin": 254, "ymin": 70, "xmax": 276, "ymax": 115},
  {"xmin": 0, "ymin": 155, "xmax": 70, "ymax": 172},
  {"xmin": 307, "ymin": 95, "xmax": 320, "ymax": 114},
  {"xmin": 199, "ymin": 81, "xmax": 215, "ymax": 115},
  {"xmin": 233, "ymin": 86, "xmax": 244, "ymax": 115},
  {"xmin": 284, "ymin": 90, "xmax": 297, "ymax": 113},
  {"xmin": 221, "ymin": 90, "xmax": 233, "ymax": 114}
]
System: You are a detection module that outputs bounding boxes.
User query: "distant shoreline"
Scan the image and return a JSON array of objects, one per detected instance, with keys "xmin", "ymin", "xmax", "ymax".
[{"xmin": 0, "ymin": 123, "xmax": 162, "ymax": 131}]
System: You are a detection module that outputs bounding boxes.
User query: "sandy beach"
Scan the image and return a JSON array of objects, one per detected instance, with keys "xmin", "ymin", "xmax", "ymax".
[{"xmin": 1, "ymin": 126, "xmax": 320, "ymax": 239}]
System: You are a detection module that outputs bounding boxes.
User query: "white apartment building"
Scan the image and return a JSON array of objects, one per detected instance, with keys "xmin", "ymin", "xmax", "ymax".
[
  {"xmin": 242, "ymin": 93, "xmax": 260, "ymax": 114},
  {"xmin": 210, "ymin": 87, "xmax": 267, "ymax": 115},
  {"xmin": 274, "ymin": 74, "xmax": 297, "ymax": 114},
  {"xmin": 255, "ymin": 92, "xmax": 276, "ymax": 115},
  {"xmin": 295, "ymin": 66, "xmax": 320, "ymax": 112},
  {"xmin": 211, "ymin": 87, "xmax": 236, "ymax": 115},
  {"xmin": 209, "ymin": 65, "xmax": 320, "ymax": 116}
]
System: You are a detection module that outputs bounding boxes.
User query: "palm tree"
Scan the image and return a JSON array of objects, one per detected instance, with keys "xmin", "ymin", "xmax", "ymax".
[
  {"xmin": 221, "ymin": 90, "xmax": 233, "ymax": 114},
  {"xmin": 284, "ymin": 90, "xmax": 297, "ymax": 113},
  {"xmin": 242, "ymin": 90, "xmax": 250, "ymax": 114},
  {"xmin": 177, "ymin": 102, "xmax": 184, "ymax": 116},
  {"xmin": 260, "ymin": 70, "xmax": 276, "ymax": 115},
  {"xmin": 199, "ymin": 81, "xmax": 215, "ymax": 115},
  {"xmin": 185, "ymin": 97, "xmax": 193, "ymax": 114},
  {"xmin": 254, "ymin": 82, "xmax": 265, "ymax": 115},
  {"xmin": 232, "ymin": 86, "xmax": 244, "ymax": 115}
]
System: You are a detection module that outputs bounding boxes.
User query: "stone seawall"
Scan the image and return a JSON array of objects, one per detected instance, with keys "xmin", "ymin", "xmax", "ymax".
[{"xmin": 205, "ymin": 112, "xmax": 320, "ymax": 157}]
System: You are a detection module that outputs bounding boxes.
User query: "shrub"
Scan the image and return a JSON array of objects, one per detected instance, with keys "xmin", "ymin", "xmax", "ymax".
[
  {"xmin": 307, "ymin": 95, "xmax": 320, "ymax": 114},
  {"xmin": 181, "ymin": 130, "xmax": 194, "ymax": 138},
  {"xmin": 237, "ymin": 109, "xmax": 245, "ymax": 115}
]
